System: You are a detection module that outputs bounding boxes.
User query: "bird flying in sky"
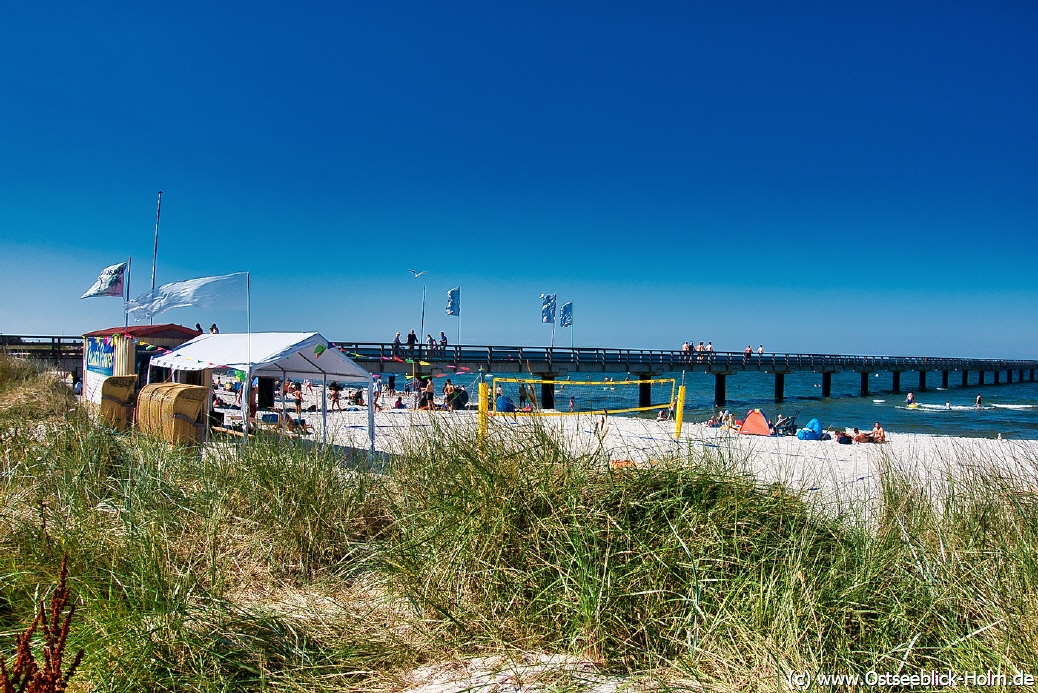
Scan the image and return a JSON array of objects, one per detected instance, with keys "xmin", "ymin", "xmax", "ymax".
[{"xmin": 408, "ymin": 269, "xmax": 428, "ymax": 278}]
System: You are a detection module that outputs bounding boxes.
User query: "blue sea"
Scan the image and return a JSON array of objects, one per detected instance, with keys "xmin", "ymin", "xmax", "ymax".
[{"xmin": 429, "ymin": 369, "xmax": 1038, "ymax": 440}]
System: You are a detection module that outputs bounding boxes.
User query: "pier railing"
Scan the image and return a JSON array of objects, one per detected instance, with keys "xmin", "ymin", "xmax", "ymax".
[
  {"xmin": 3, "ymin": 335, "xmax": 1036, "ymax": 375},
  {"xmin": 329, "ymin": 343, "xmax": 1038, "ymax": 374}
]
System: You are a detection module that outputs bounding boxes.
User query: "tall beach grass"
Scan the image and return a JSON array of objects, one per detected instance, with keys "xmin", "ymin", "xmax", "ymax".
[{"xmin": 1, "ymin": 355, "xmax": 1035, "ymax": 690}]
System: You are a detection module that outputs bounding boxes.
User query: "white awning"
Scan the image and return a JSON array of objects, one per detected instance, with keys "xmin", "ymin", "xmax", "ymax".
[{"xmin": 148, "ymin": 332, "xmax": 370, "ymax": 382}]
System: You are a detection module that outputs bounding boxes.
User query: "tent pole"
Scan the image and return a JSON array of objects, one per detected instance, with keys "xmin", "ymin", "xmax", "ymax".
[
  {"xmin": 280, "ymin": 366, "xmax": 287, "ymax": 432},
  {"xmin": 367, "ymin": 377, "xmax": 376, "ymax": 457},
  {"xmin": 204, "ymin": 368, "xmax": 212, "ymax": 444},
  {"xmin": 322, "ymin": 372, "xmax": 328, "ymax": 445},
  {"xmin": 241, "ymin": 366, "xmax": 250, "ymax": 448}
]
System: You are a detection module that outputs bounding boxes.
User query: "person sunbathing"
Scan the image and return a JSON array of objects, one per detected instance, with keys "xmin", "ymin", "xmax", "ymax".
[
  {"xmin": 284, "ymin": 415, "xmax": 313, "ymax": 435},
  {"xmin": 869, "ymin": 422, "xmax": 886, "ymax": 443},
  {"xmin": 852, "ymin": 427, "xmax": 870, "ymax": 443}
]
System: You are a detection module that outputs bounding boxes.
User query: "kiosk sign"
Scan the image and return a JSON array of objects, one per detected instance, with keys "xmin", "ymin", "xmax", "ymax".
[{"xmin": 85, "ymin": 337, "xmax": 115, "ymax": 376}]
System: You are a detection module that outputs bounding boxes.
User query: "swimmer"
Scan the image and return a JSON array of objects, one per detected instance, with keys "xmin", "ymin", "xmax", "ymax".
[{"xmin": 976, "ymin": 394, "xmax": 982, "ymax": 409}]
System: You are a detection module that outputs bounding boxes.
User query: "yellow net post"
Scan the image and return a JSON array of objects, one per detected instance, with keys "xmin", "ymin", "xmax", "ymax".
[
  {"xmin": 478, "ymin": 381, "xmax": 489, "ymax": 445},
  {"xmin": 674, "ymin": 384, "xmax": 686, "ymax": 439}
]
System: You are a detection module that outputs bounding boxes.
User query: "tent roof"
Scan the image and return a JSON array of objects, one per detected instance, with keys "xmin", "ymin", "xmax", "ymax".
[{"xmin": 148, "ymin": 332, "xmax": 371, "ymax": 382}]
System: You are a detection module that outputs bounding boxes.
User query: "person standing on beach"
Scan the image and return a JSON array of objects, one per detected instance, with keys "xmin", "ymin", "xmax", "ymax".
[{"xmin": 292, "ymin": 383, "xmax": 303, "ymax": 418}]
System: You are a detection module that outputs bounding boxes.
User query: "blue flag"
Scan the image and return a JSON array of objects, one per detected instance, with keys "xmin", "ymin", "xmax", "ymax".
[
  {"xmin": 445, "ymin": 287, "xmax": 460, "ymax": 316},
  {"xmin": 559, "ymin": 301, "xmax": 573, "ymax": 328},
  {"xmin": 540, "ymin": 293, "xmax": 556, "ymax": 324}
]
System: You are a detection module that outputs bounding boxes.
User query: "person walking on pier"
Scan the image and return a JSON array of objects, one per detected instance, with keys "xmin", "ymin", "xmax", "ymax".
[
  {"xmin": 392, "ymin": 332, "xmax": 402, "ymax": 358},
  {"xmin": 406, "ymin": 330, "xmax": 417, "ymax": 357}
]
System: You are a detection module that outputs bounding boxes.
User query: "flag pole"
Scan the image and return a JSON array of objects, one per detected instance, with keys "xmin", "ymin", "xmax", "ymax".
[
  {"xmin": 420, "ymin": 284, "xmax": 427, "ymax": 360},
  {"xmin": 241, "ymin": 272, "xmax": 252, "ymax": 448},
  {"xmin": 150, "ymin": 191, "xmax": 163, "ymax": 325},
  {"xmin": 124, "ymin": 256, "xmax": 131, "ymax": 331}
]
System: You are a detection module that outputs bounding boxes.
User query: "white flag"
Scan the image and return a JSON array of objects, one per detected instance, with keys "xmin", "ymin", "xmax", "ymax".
[
  {"xmin": 81, "ymin": 262, "xmax": 127, "ymax": 299},
  {"xmin": 125, "ymin": 272, "xmax": 247, "ymax": 320}
]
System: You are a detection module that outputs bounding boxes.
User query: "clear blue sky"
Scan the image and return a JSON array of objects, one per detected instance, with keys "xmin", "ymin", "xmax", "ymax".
[{"xmin": 2, "ymin": 2, "xmax": 1036, "ymax": 357}]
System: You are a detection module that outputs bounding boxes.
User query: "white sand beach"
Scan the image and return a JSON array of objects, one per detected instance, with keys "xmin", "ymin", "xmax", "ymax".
[{"xmin": 232, "ymin": 383, "xmax": 1038, "ymax": 505}]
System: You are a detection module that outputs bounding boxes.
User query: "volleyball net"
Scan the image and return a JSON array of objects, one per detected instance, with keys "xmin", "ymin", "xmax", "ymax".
[{"xmin": 486, "ymin": 376, "xmax": 677, "ymax": 417}]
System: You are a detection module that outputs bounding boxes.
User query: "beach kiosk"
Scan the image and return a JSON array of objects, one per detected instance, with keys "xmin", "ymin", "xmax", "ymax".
[
  {"xmin": 82, "ymin": 324, "xmax": 202, "ymax": 425},
  {"xmin": 146, "ymin": 332, "xmax": 374, "ymax": 448}
]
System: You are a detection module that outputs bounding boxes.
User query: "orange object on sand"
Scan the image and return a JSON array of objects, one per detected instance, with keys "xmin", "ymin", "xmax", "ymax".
[{"xmin": 739, "ymin": 410, "xmax": 771, "ymax": 436}]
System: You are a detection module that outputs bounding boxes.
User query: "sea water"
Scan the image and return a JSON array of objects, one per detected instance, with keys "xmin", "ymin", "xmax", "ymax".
[{"xmin": 432, "ymin": 368, "xmax": 1038, "ymax": 439}]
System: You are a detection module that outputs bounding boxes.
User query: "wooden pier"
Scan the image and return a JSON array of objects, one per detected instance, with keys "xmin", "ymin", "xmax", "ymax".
[{"xmin": 7, "ymin": 335, "xmax": 1037, "ymax": 407}]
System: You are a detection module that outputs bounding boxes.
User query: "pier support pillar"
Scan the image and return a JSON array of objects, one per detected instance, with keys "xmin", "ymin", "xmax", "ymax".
[
  {"xmin": 713, "ymin": 374, "xmax": 726, "ymax": 407},
  {"xmin": 978, "ymin": 371, "xmax": 986, "ymax": 386},
  {"xmin": 1031, "ymin": 369, "xmax": 1034, "ymax": 382},
  {"xmin": 860, "ymin": 372, "xmax": 870, "ymax": 396},
  {"xmin": 540, "ymin": 376, "xmax": 555, "ymax": 410},
  {"xmin": 1007, "ymin": 370, "xmax": 1013, "ymax": 384},
  {"xmin": 821, "ymin": 372, "xmax": 832, "ymax": 398},
  {"xmin": 962, "ymin": 371, "xmax": 969, "ymax": 387},
  {"xmin": 1019, "ymin": 369, "xmax": 1025, "ymax": 382},
  {"xmin": 774, "ymin": 373, "xmax": 785, "ymax": 402},
  {"xmin": 918, "ymin": 370, "xmax": 927, "ymax": 391},
  {"xmin": 994, "ymin": 371, "xmax": 1000, "ymax": 385},
  {"xmin": 941, "ymin": 371, "xmax": 949, "ymax": 389},
  {"xmin": 639, "ymin": 379, "xmax": 652, "ymax": 409},
  {"xmin": 892, "ymin": 371, "xmax": 901, "ymax": 393}
]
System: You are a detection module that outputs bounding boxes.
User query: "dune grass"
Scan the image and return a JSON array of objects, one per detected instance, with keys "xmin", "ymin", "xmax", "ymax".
[{"xmin": 1, "ymin": 354, "xmax": 1036, "ymax": 690}]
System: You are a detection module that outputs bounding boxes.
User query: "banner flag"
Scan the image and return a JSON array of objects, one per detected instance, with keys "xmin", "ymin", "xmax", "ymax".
[
  {"xmin": 445, "ymin": 287, "xmax": 460, "ymax": 316},
  {"xmin": 314, "ymin": 344, "xmax": 327, "ymax": 358},
  {"xmin": 560, "ymin": 301, "xmax": 573, "ymax": 328},
  {"xmin": 540, "ymin": 293, "xmax": 556, "ymax": 324},
  {"xmin": 81, "ymin": 262, "xmax": 127, "ymax": 299},
  {"xmin": 125, "ymin": 272, "xmax": 247, "ymax": 320}
]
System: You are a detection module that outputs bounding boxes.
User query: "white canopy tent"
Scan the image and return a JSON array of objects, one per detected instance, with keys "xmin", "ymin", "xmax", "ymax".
[{"xmin": 149, "ymin": 332, "xmax": 374, "ymax": 447}]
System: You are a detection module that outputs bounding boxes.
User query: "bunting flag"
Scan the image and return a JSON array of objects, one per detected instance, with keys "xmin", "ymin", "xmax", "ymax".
[
  {"xmin": 560, "ymin": 301, "xmax": 573, "ymax": 328},
  {"xmin": 540, "ymin": 293, "xmax": 556, "ymax": 324},
  {"xmin": 125, "ymin": 272, "xmax": 247, "ymax": 320},
  {"xmin": 445, "ymin": 287, "xmax": 460, "ymax": 316},
  {"xmin": 81, "ymin": 262, "xmax": 127, "ymax": 299},
  {"xmin": 314, "ymin": 344, "xmax": 327, "ymax": 358}
]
